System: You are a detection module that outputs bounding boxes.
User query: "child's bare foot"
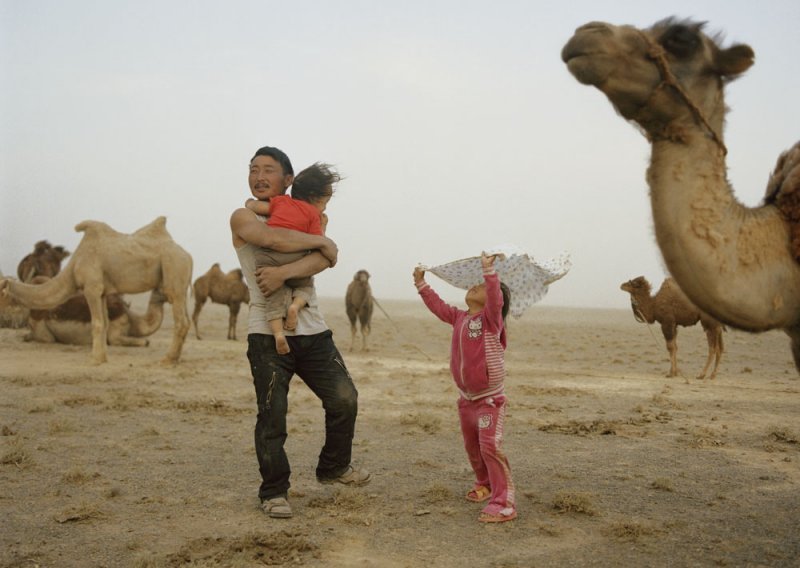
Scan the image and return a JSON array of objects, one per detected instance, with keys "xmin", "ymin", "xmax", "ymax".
[
  {"xmin": 274, "ymin": 334, "xmax": 290, "ymax": 355},
  {"xmin": 285, "ymin": 306, "xmax": 299, "ymax": 331}
]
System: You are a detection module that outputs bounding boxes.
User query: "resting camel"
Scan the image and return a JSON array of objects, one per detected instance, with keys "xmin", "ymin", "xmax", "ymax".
[
  {"xmin": 562, "ymin": 17, "xmax": 800, "ymax": 371},
  {"xmin": 17, "ymin": 240, "xmax": 71, "ymax": 282},
  {"xmin": 345, "ymin": 269, "xmax": 373, "ymax": 351},
  {"xmin": 621, "ymin": 276, "xmax": 724, "ymax": 379},
  {"xmin": 192, "ymin": 263, "xmax": 250, "ymax": 340},
  {"xmin": 18, "ymin": 276, "xmax": 168, "ymax": 346},
  {"xmin": 0, "ymin": 216, "xmax": 192, "ymax": 364}
]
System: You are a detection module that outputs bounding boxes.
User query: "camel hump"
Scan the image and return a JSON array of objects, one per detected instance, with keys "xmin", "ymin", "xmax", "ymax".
[{"xmin": 74, "ymin": 220, "xmax": 115, "ymax": 235}]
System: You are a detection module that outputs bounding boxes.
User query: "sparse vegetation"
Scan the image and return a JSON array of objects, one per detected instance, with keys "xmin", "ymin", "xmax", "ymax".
[{"xmin": 552, "ymin": 491, "xmax": 599, "ymax": 516}]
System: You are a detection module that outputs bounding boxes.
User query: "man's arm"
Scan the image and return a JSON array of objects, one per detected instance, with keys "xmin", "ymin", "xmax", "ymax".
[
  {"xmin": 255, "ymin": 252, "xmax": 331, "ymax": 296},
  {"xmin": 230, "ymin": 208, "xmax": 338, "ymax": 264}
]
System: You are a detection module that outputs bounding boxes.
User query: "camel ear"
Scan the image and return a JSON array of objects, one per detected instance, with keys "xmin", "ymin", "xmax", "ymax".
[{"xmin": 716, "ymin": 44, "xmax": 754, "ymax": 77}]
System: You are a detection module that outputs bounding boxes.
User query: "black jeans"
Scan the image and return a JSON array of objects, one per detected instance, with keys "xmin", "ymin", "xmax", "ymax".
[{"xmin": 246, "ymin": 330, "xmax": 358, "ymax": 501}]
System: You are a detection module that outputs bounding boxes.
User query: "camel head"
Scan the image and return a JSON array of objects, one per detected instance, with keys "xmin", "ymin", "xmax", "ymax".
[
  {"xmin": 353, "ymin": 270, "xmax": 370, "ymax": 283},
  {"xmin": 562, "ymin": 17, "xmax": 754, "ymax": 145},
  {"xmin": 620, "ymin": 276, "xmax": 652, "ymax": 323},
  {"xmin": 53, "ymin": 246, "xmax": 71, "ymax": 263}
]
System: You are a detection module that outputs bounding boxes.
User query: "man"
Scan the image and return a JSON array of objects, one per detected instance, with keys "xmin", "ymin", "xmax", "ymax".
[{"xmin": 230, "ymin": 146, "xmax": 370, "ymax": 519}]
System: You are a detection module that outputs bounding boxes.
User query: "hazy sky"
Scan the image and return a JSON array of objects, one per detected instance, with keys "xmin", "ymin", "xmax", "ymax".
[{"xmin": 2, "ymin": 1, "xmax": 798, "ymax": 309}]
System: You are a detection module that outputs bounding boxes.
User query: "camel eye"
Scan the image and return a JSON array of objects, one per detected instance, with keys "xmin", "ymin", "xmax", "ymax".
[{"xmin": 661, "ymin": 25, "xmax": 700, "ymax": 58}]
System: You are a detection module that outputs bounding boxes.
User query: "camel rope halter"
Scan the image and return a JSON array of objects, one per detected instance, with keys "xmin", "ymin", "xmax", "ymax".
[{"xmin": 637, "ymin": 31, "xmax": 728, "ymax": 156}]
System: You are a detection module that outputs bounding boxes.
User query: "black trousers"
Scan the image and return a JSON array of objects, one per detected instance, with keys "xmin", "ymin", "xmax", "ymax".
[{"xmin": 246, "ymin": 330, "xmax": 358, "ymax": 500}]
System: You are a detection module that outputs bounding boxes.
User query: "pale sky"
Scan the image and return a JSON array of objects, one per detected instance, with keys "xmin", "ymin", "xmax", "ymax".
[{"xmin": 2, "ymin": 1, "xmax": 798, "ymax": 309}]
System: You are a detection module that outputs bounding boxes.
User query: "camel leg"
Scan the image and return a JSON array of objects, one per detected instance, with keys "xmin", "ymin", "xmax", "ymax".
[
  {"xmin": 697, "ymin": 329, "xmax": 715, "ymax": 380},
  {"xmin": 192, "ymin": 299, "xmax": 206, "ymax": 340},
  {"xmin": 228, "ymin": 302, "xmax": 241, "ymax": 341},
  {"xmin": 661, "ymin": 323, "xmax": 678, "ymax": 377},
  {"xmin": 361, "ymin": 320, "xmax": 371, "ymax": 352},
  {"xmin": 84, "ymin": 287, "xmax": 108, "ymax": 364},
  {"xmin": 709, "ymin": 327, "xmax": 724, "ymax": 380},
  {"xmin": 165, "ymin": 294, "xmax": 190, "ymax": 364},
  {"xmin": 786, "ymin": 327, "xmax": 800, "ymax": 374}
]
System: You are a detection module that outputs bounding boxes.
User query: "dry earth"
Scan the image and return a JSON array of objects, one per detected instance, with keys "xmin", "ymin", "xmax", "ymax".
[{"xmin": 1, "ymin": 297, "xmax": 799, "ymax": 567}]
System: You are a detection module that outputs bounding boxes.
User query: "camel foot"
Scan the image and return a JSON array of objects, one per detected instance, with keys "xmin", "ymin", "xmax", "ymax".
[
  {"xmin": 275, "ymin": 335, "xmax": 290, "ymax": 355},
  {"xmin": 159, "ymin": 356, "xmax": 179, "ymax": 367}
]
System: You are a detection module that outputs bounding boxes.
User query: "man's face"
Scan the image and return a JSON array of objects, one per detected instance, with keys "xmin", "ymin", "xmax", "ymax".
[{"xmin": 248, "ymin": 155, "xmax": 293, "ymax": 200}]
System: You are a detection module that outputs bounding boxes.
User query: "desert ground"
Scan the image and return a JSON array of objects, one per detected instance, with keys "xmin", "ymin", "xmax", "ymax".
[{"xmin": 1, "ymin": 296, "xmax": 799, "ymax": 567}]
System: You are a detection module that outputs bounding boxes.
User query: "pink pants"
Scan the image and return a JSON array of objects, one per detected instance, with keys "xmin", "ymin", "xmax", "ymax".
[{"xmin": 458, "ymin": 394, "xmax": 515, "ymax": 515}]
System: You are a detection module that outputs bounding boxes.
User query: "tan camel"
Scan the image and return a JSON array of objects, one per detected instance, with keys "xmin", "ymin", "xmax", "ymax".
[
  {"xmin": 562, "ymin": 17, "xmax": 800, "ymax": 370},
  {"xmin": 621, "ymin": 276, "xmax": 724, "ymax": 379},
  {"xmin": 345, "ymin": 269, "xmax": 373, "ymax": 351},
  {"xmin": 0, "ymin": 216, "xmax": 192, "ymax": 364},
  {"xmin": 17, "ymin": 240, "xmax": 71, "ymax": 282},
  {"xmin": 20, "ymin": 276, "xmax": 167, "ymax": 346},
  {"xmin": 192, "ymin": 263, "xmax": 250, "ymax": 340}
]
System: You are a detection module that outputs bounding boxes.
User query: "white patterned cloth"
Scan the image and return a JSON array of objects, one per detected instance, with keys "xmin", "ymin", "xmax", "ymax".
[{"xmin": 419, "ymin": 244, "xmax": 571, "ymax": 318}]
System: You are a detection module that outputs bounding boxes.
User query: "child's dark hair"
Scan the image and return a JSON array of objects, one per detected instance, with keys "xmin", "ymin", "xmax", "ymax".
[
  {"xmin": 291, "ymin": 162, "xmax": 341, "ymax": 204},
  {"xmin": 251, "ymin": 146, "xmax": 293, "ymax": 175},
  {"xmin": 500, "ymin": 282, "xmax": 511, "ymax": 321}
]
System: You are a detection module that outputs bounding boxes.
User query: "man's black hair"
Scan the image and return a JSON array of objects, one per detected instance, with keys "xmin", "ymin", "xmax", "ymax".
[{"xmin": 251, "ymin": 146, "xmax": 294, "ymax": 175}]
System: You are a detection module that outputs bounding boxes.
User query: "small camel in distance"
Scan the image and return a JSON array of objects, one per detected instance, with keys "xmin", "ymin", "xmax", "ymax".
[
  {"xmin": 17, "ymin": 240, "xmax": 71, "ymax": 282},
  {"xmin": 0, "ymin": 216, "xmax": 192, "ymax": 365},
  {"xmin": 621, "ymin": 276, "xmax": 724, "ymax": 380},
  {"xmin": 345, "ymin": 269, "xmax": 373, "ymax": 351},
  {"xmin": 192, "ymin": 263, "xmax": 250, "ymax": 340}
]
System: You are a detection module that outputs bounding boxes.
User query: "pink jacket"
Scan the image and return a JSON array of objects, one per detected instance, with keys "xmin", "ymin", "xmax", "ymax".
[{"xmin": 416, "ymin": 268, "xmax": 507, "ymax": 400}]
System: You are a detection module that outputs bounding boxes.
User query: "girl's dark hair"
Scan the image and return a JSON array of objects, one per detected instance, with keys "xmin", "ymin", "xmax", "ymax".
[
  {"xmin": 499, "ymin": 282, "xmax": 511, "ymax": 321},
  {"xmin": 251, "ymin": 146, "xmax": 294, "ymax": 175},
  {"xmin": 291, "ymin": 162, "xmax": 342, "ymax": 203}
]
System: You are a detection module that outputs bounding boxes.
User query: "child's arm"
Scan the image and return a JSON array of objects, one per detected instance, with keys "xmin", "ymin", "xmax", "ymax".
[
  {"xmin": 245, "ymin": 198, "xmax": 272, "ymax": 216},
  {"xmin": 414, "ymin": 266, "xmax": 459, "ymax": 325},
  {"xmin": 481, "ymin": 253, "xmax": 504, "ymax": 332}
]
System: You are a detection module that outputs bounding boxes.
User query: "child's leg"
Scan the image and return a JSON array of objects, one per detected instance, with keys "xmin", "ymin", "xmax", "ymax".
[
  {"xmin": 475, "ymin": 395, "xmax": 516, "ymax": 520},
  {"xmin": 285, "ymin": 286, "xmax": 313, "ymax": 331},
  {"xmin": 269, "ymin": 317, "xmax": 290, "ymax": 355},
  {"xmin": 457, "ymin": 398, "xmax": 490, "ymax": 492}
]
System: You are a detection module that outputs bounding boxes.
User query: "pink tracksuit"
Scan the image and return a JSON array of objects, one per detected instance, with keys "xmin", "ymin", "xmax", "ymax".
[{"xmin": 416, "ymin": 267, "xmax": 516, "ymax": 517}]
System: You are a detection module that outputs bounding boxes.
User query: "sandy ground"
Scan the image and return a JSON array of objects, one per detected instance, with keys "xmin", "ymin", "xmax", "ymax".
[{"xmin": 1, "ymin": 296, "xmax": 799, "ymax": 567}]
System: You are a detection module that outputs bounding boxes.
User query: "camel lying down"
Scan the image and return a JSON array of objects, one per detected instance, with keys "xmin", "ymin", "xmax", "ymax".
[
  {"xmin": 0, "ymin": 216, "xmax": 192, "ymax": 364},
  {"xmin": 21, "ymin": 276, "xmax": 167, "ymax": 346}
]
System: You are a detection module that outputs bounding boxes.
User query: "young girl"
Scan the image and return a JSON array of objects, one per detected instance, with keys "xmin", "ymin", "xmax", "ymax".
[
  {"xmin": 413, "ymin": 253, "xmax": 516, "ymax": 523},
  {"xmin": 245, "ymin": 162, "xmax": 339, "ymax": 354}
]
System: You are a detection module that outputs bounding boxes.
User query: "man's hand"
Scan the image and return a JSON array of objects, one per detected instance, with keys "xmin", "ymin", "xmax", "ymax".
[
  {"xmin": 255, "ymin": 266, "xmax": 286, "ymax": 297},
  {"xmin": 319, "ymin": 237, "xmax": 338, "ymax": 267}
]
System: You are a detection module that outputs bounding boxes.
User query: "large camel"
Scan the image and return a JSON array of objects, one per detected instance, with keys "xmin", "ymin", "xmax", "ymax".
[
  {"xmin": 20, "ymin": 276, "xmax": 167, "ymax": 346},
  {"xmin": 345, "ymin": 269, "xmax": 374, "ymax": 351},
  {"xmin": 0, "ymin": 216, "xmax": 192, "ymax": 364},
  {"xmin": 191, "ymin": 263, "xmax": 250, "ymax": 340},
  {"xmin": 621, "ymin": 276, "xmax": 724, "ymax": 380},
  {"xmin": 17, "ymin": 240, "xmax": 71, "ymax": 282},
  {"xmin": 562, "ymin": 17, "xmax": 800, "ymax": 370}
]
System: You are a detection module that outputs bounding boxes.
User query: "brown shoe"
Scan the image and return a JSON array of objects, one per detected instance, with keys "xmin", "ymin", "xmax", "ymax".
[
  {"xmin": 261, "ymin": 497, "xmax": 292, "ymax": 518},
  {"xmin": 317, "ymin": 465, "xmax": 371, "ymax": 486}
]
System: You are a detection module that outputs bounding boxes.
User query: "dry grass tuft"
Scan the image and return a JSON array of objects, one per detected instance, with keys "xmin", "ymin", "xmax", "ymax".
[
  {"xmin": 400, "ymin": 412, "xmax": 442, "ymax": 434},
  {"xmin": 423, "ymin": 483, "xmax": 454, "ymax": 503},
  {"xmin": 768, "ymin": 427, "xmax": 798, "ymax": 445},
  {"xmin": 1, "ymin": 439, "xmax": 34, "ymax": 468},
  {"xmin": 651, "ymin": 478, "xmax": 674, "ymax": 492},
  {"xmin": 54, "ymin": 503, "xmax": 105, "ymax": 523},
  {"xmin": 48, "ymin": 419, "xmax": 77, "ymax": 434},
  {"xmin": 62, "ymin": 467, "xmax": 98, "ymax": 484},
  {"xmin": 608, "ymin": 521, "xmax": 660, "ymax": 541},
  {"xmin": 552, "ymin": 491, "xmax": 599, "ymax": 516}
]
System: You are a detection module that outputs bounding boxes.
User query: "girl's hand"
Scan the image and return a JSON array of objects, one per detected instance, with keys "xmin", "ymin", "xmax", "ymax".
[
  {"xmin": 413, "ymin": 266, "xmax": 426, "ymax": 284},
  {"xmin": 481, "ymin": 252, "xmax": 496, "ymax": 269}
]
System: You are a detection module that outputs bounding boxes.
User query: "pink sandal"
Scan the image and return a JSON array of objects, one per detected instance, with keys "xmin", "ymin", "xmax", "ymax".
[{"xmin": 465, "ymin": 485, "xmax": 491, "ymax": 502}]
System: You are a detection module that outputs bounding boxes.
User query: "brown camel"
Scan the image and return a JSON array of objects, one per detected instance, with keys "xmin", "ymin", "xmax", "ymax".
[
  {"xmin": 17, "ymin": 240, "xmax": 71, "ymax": 282},
  {"xmin": 18, "ymin": 276, "xmax": 168, "ymax": 346},
  {"xmin": 0, "ymin": 216, "xmax": 192, "ymax": 364},
  {"xmin": 562, "ymin": 18, "xmax": 800, "ymax": 371},
  {"xmin": 192, "ymin": 263, "xmax": 250, "ymax": 340},
  {"xmin": 345, "ymin": 269, "xmax": 373, "ymax": 351},
  {"xmin": 621, "ymin": 276, "xmax": 724, "ymax": 379}
]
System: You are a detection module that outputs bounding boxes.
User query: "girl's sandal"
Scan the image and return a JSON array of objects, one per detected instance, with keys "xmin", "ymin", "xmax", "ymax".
[
  {"xmin": 465, "ymin": 485, "xmax": 491, "ymax": 502},
  {"xmin": 479, "ymin": 510, "xmax": 517, "ymax": 523}
]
